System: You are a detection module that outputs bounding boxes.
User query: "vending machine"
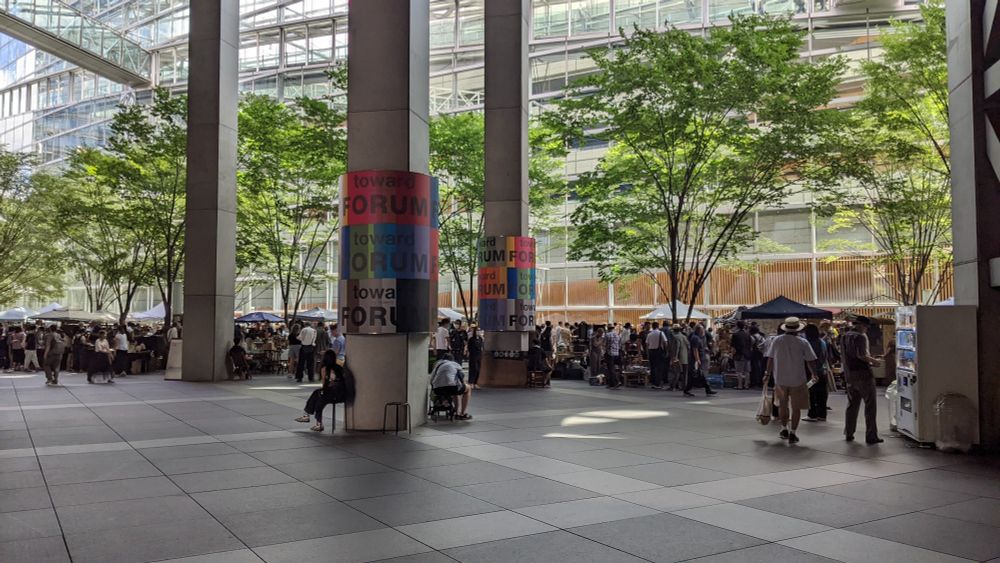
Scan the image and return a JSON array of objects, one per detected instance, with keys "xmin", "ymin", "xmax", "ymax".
[{"xmin": 894, "ymin": 305, "xmax": 979, "ymax": 444}]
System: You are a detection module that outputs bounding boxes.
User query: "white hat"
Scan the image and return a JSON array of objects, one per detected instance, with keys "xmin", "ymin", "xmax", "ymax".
[{"xmin": 781, "ymin": 316, "xmax": 805, "ymax": 332}]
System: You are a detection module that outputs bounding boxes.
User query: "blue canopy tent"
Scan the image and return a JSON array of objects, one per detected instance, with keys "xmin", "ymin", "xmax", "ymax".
[
  {"xmin": 739, "ymin": 295, "xmax": 833, "ymax": 320},
  {"xmin": 235, "ymin": 311, "xmax": 283, "ymax": 323}
]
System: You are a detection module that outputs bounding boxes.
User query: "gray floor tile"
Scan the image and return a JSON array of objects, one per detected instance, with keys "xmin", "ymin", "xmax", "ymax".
[
  {"xmin": 445, "ymin": 444, "xmax": 534, "ymax": 461},
  {"xmin": 347, "ymin": 487, "xmax": 501, "ymax": 526},
  {"xmin": 0, "ymin": 536, "xmax": 70, "ymax": 563},
  {"xmin": 363, "ymin": 449, "xmax": 480, "ymax": 470},
  {"xmin": 546, "ymin": 468, "xmax": 661, "ymax": 494},
  {"xmin": 845, "ymin": 512, "xmax": 1000, "ymax": 561},
  {"xmin": 925, "ymin": 497, "xmax": 1000, "ymax": 527},
  {"xmin": 490, "ymin": 455, "xmax": 590, "ymax": 476},
  {"xmin": 569, "ymin": 512, "xmax": 766, "ymax": 562},
  {"xmin": 443, "ymin": 529, "xmax": 646, "ymax": 562},
  {"xmin": 673, "ymin": 503, "xmax": 830, "ymax": 541},
  {"xmin": 56, "ymin": 495, "xmax": 209, "ymax": 534},
  {"xmin": 514, "ymin": 496, "xmax": 658, "ymax": 527},
  {"xmin": 545, "ymin": 448, "xmax": 662, "ymax": 469},
  {"xmin": 28, "ymin": 426, "xmax": 123, "ymax": 448},
  {"xmin": 408, "ymin": 461, "xmax": 532, "ymax": 487},
  {"xmin": 821, "ymin": 459, "xmax": 923, "ymax": 478},
  {"xmin": 680, "ymin": 454, "xmax": 806, "ymax": 476},
  {"xmin": 739, "ymin": 489, "xmax": 910, "ymax": 528},
  {"xmin": 171, "ymin": 466, "xmax": 297, "ymax": 493},
  {"xmin": 686, "ymin": 543, "xmax": 840, "ymax": 562},
  {"xmin": 138, "ymin": 442, "xmax": 239, "ymax": 460},
  {"xmin": 608, "ymin": 461, "xmax": 737, "ymax": 487},
  {"xmin": 307, "ymin": 471, "xmax": 438, "ymax": 501},
  {"xmin": 220, "ymin": 500, "xmax": 384, "ymax": 547},
  {"xmin": 252, "ymin": 527, "xmax": 432, "ymax": 563},
  {"xmin": 454, "ymin": 476, "xmax": 599, "ymax": 509},
  {"xmin": 272, "ymin": 457, "xmax": 391, "ymax": 480},
  {"xmin": 65, "ymin": 517, "xmax": 245, "ymax": 563},
  {"xmin": 0, "ymin": 456, "xmax": 39, "ymax": 473},
  {"xmin": 780, "ymin": 529, "xmax": 973, "ymax": 563},
  {"xmin": 614, "ymin": 487, "xmax": 722, "ymax": 512},
  {"xmin": 248, "ymin": 446, "xmax": 355, "ymax": 465},
  {"xmin": 754, "ymin": 467, "xmax": 870, "ymax": 489},
  {"xmin": 0, "ymin": 469, "xmax": 45, "ymax": 490},
  {"xmin": 153, "ymin": 452, "xmax": 267, "ymax": 475},
  {"xmin": 0, "ymin": 508, "xmax": 62, "ymax": 542},
  {"xmin": 48, "ymin": 475, "xmax": 183, "ymax": 507},
  {"xmin": 616, "ymin": 442, "xmax": 729, "ymax": 461},
  {"xmin": 372, "ymin": 553, "xmax": 455, "ymax": 563},
  {"xmin": 396, "ymin": 510, "xmax": 556, "ymax": 550},
  {"xmin": 228, "ymin": 436, "xmax": 323, "ymax": 453},
  {"xmin": 892, "ymin": 468, "xmax": 1000, "ymax": 499},
  {"xmin": 677, "ymin": 476, "xmax": 802, "ymax": 501},
  {"xmin": 157, "ymin": 549, "xmax": 265, "ymax": 563},
  {"xmin": 192, "ymin": 482, "xmax": 334, "ymax": 517},
  {"xmin": 0, "ymin": 486, "xmax": 52, "ymax": 513},
  {"xmin": 39, "ymin": 450, "xmax": 161, "ymax": 485},
  {"xmin": 815, "ymin": 478, "xmax": 978, "ymax": 510}
]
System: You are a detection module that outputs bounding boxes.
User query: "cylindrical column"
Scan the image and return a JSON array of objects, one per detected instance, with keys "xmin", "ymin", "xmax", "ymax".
[
  {"xmin": 343, "ymin": 0, "xmax": 432, "ymax": 430},
  {"xmin": 479, "ymin": 0, "xmax": 534, "ymax": 385},
  {"xmin": 181, "ymin": 0, "xmax": 238, "ymax": 382}
]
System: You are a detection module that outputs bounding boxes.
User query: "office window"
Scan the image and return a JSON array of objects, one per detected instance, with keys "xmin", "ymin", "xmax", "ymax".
[
  {"xmin": 615, "ymin": 0, "xmax": 658, "ymax": 31},
  {"xmin": 534, "ymin": 0, "xmax": 570, "ymax": 38},
  {"xmin": 571, "ymin": 0, "xmax": 611, "ymax": 35}
]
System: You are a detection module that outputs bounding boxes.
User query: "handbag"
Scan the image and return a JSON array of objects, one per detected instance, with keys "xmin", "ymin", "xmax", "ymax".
[{"xmin": 755, "ymin": 386, "xmax": 773, "ymax": 425}]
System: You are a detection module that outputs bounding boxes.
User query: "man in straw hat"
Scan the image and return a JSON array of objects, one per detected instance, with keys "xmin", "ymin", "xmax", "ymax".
[
  {"xmin": 842, "ymin": 315, "xmax": 883, "ymax": 444},
  {"xmin": 764, "ymin": 317, "xmax": 819, "ymax": 444}
]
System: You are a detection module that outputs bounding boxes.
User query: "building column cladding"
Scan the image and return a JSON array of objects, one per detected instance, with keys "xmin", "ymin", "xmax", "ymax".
[
  {"xmin": 181, "ymin": 0, "xmax": 239, "ymax": 382},
  {"xmin": 948, "ymin": 0, "xmax": 1000, "ymax": 448},
  {"xmin": 480, "ymin": 0, "xmax": 533, "ymax": 384},
  {"xmin": 344, "ymin": 0, "xmax": 431, "ymax": 430}
]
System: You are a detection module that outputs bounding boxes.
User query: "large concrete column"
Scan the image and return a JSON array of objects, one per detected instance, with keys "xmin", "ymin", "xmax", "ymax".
[
  {"xmin": 948, "ymin": 0, "xmax": 1000, "ymax": 448},
  {"xmin": 182, "ymin": 0, "xmax": 238, "ymax": 382},
  {"xmin": 479, "ymin": 0, "xmax": 534, "ymax": 385},
  {"xmin": 343, "ymin": 0, "xmax": 431, "ymax": 430}
]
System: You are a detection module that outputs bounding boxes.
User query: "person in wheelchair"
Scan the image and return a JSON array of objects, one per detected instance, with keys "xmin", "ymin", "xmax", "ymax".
[{"xmin": 430, "ymin": 353, "xmax": 472, "ymax": 420}]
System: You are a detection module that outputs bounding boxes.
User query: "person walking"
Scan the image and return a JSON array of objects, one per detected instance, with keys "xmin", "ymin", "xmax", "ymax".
[
  {"xmin": 23, "ymin": 326, "xmax": 41, "ymax": 372},
  {"xmin": 604, "ymin": 324, "xmax": 622, "ymax": 389},
  {"xmin": 684, "ymin": 324, "xmax": 716, "ymax": 397},
  {"xmin": 330, "ymin": 324, "xmax": 346, "ymax": 362},
  {"xmin": 42, "ymin": 326, "xmax": 67, "ymax": 386},
  {"xmin": 669, "ymin": 324, "xmax": 688, "ymax": 391},
  {"xmin": 842, "ymin": 316, "xmax": 883, "ymax": 444},
  {"xmin": 450, "ymin": 320, "xmax": 468, "ymax": 364},
  {"xmin": 287, "ymin": 323, "xmax": 302, "ymax": 377},
  {"xmin": 589, "ymin": 326, "xmax": 605, "ymax": 381},
  {"xmin": 467, "ymin": 325, "xmax": 483, "ymax": 388},
  {"xmin": 764, "ymin": 317, "xmax": 818, "ymax": 444},
  {"xmin": 730, "ymin": 321, "xmax": 753, "ymax": 390},
  {"xmin": 646, "ymin": 322, "xmax": 669, "ymax": 389},
  {"xmin": 113, "ymin": 327, "xmax": 130, "ymax": 377},
  {"xmin": 804, "ymin": 324, "xmax": 830, "ymax": 421},
  {"xmin": 90, "ymin": 330, "xmax": 114, "ymax": 383},
  {"xmin": 8, "ymin": 327, "xmax": 24, "ymax": 372},
  {"xmin": 296, "ymin": 321, "xmax": 317, "ymax": 383},
  {"xmin": 749, "ymin": 325, "xmax": 766, "ymax": 388}
]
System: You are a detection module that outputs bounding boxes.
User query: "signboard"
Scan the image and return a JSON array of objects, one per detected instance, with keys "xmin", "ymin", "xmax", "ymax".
[
  {"xmin": 339, "ymin": 171, "xmax": 439, "ymax": 334},
  {"xmin": 477, "ymin": 236, "xmax": 536, "ymax": 331}
]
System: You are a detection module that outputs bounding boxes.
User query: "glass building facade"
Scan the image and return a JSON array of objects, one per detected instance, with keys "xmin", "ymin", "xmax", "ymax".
[{"xmin": 0, "ymin": 0, "xmax": 937, "ymax": 319}]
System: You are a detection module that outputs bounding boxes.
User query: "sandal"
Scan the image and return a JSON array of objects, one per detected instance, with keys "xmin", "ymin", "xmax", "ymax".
[
  {"xmin": 310, "ymin": 424, "xmax": 324, "ymax": 432},
  {"xmin": 456, "ymin": 413, "xmax": 473, "ymax": 420},
  {"xmin": 295, "ymin": 415, "xmax": 311, "ymax": 423}
]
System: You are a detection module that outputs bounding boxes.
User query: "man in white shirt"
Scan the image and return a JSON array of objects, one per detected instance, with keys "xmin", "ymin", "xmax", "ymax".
[
  {"xmin": 646, "ymin": 322, "xmax": 669, "ymax": 389},
  {"xmin": 765, "ymin": 317, "xmax": 818, "ymax": 444},
  {"xmin": 435, "ymin": 319, "xmax": 450, "ymax": 360},
  {"xmin": 114, "ymin": 328, "xmax": 130, "ymax": 376},
  {"xmin": 296, "ymin": 323, "xmax": 317, "ymax": 382}
]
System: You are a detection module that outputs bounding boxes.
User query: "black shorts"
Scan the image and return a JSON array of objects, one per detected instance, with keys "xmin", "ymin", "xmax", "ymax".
[{"xmin": 434, "ymin": 384, "xmax": 466, "ymax": 397}]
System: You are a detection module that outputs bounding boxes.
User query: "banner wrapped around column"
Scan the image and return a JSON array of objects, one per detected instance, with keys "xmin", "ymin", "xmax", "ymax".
[
  {"xmin": 339, "ymin": 171, "xmax": 439, "ymax": 334},
  {"xmin": 477, "ymin": 236, "xmax": 536, "ymax": 332}
]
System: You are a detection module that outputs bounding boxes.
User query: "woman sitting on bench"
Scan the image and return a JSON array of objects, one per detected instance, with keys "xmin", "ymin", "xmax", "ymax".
[
  {"xmin": 430, "ymin": 353, "xmax": 472, "ymax": 420},
  {"xmin": 296, "ymin": 350, "xmax": 346, "ymax": 431}
]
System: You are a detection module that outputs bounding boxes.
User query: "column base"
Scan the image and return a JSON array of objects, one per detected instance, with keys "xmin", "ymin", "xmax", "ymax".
[{"xmin": 344, "ymin": 333, "xmax": 429, "ymax": 431}]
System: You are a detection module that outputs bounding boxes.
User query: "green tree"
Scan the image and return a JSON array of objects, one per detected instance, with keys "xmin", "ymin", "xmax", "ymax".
[
  {"xmin": 100, "ymin": 89, "xmax": 188, "ymax": 324},
  {"xmin": 237, "ymin": 94, "xmax": 346, "ymax": 322},
  {"xmin": 430, "ymin": 113, "xmax": 565, "ymax": 320},
  {"xmin": 817, "ymin": 0, "xmax": 950, "ymax": 305},
  {"xmin": 0, "ymin": 149, "xmax": 64, "ymax": 306},
  {"xmin": 547, "ymin": 15, "xmax": 844, "ymax": 322},
  {"xmin": 36, "ymin": 154, "xmax": 154, "ymax": 324}
]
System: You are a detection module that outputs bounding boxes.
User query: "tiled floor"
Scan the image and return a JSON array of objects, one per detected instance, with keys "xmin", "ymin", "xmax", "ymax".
[{"xmin": 2, "ymin": 371, "xmax": 999, "ymax": 563}]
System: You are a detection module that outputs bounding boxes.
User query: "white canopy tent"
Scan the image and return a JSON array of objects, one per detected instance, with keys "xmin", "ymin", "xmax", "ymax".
[
  {"xmin": 0, "ymin": 307, "xmax": 36, "ymax": 321},
  {"xmin": 640, "ymin": 303, "xmax": 711, "ymax": 321},
  {"xmin": 438, "ymin": 308, "xmax": 466, "ymax": 321},
  {"xmin": 36, "ymin": 302, "xmax": 63, "ymax": 315},
  {"xmin": 31, "ymin": 309, "xmax": 119, "ymax": 323},
  {"xmin": 131, "ymin": 303, "xmax": 165, "ymax": 320}
]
